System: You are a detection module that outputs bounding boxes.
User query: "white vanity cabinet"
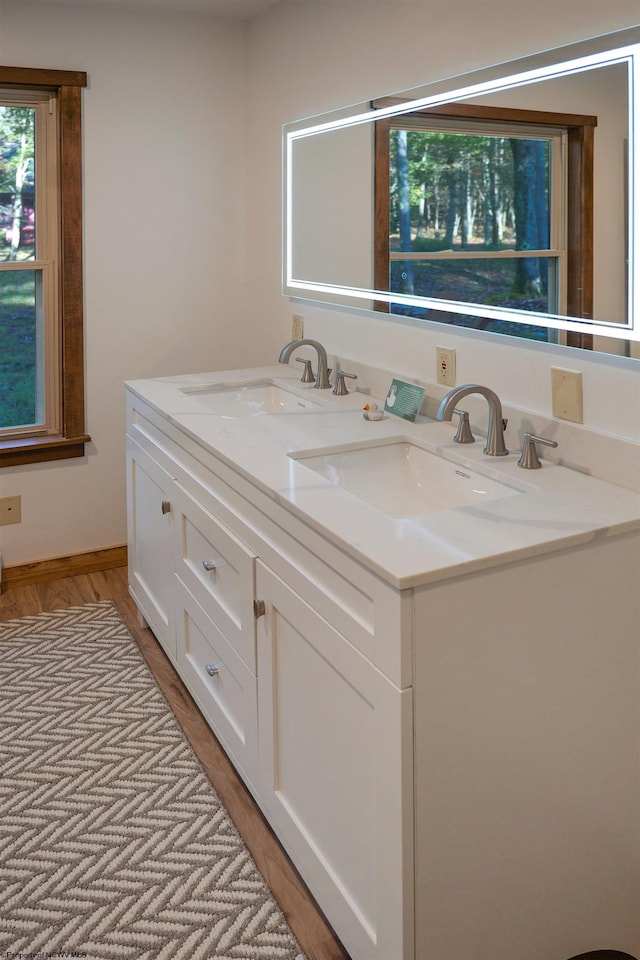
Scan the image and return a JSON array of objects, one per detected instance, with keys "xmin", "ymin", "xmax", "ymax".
[
  {"xmin": 126, "ymin": 379, "xmax": 640, "ymax": 960},
  {"xmin": 125, "ymin": 389, "xmax": 414, "ymax": 960}
]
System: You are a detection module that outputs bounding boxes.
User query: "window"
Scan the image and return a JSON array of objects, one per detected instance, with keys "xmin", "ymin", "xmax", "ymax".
[
  {"xmin": 374, "ymin": 102, "xmax": 595, "ymax": 348},
  {"xmin": 0, "ymin": 66, "xmax": 88, "ymax": 467}
]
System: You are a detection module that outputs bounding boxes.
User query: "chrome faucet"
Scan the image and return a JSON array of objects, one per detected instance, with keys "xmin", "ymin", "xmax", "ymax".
[
  {"xmin": 278, "ymin": 338, "xmax": 331, "ymax": 389},
  {"xmin": 436, "ymin": 384, "xmax": 508, "ymax": 456}
]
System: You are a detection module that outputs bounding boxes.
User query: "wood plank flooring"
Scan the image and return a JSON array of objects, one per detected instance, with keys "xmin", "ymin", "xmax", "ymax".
[{"xmin": 0, "ymin": 567, "xmax": 350, "ymax": 960}]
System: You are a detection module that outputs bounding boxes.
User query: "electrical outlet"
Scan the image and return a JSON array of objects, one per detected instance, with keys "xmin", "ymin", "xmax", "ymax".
[
  {"xmin": 291, "ymin": 314, "xmax": 304, "ymax": 340},
  {"xmin": 436, "ymin": 346, "xmax": 456, "ymax": 386},
  {"xmin": 0, "ymin": 495, "xmax": 21, "ymax": 525},
  {"xmin": 551, "ymin": 367, "xmax": 583, "ymax": 422}
]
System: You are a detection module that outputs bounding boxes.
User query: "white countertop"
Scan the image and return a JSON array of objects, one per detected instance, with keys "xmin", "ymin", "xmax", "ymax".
[{"xmin": 126, "ymin": 366, "xmax": 640, "ymax": 589}]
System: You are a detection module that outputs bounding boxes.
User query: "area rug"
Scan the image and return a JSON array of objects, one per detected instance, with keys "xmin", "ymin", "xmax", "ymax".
[{"xmin": 0, "ymin": 601, "xmax": 305, "ymax": 960}]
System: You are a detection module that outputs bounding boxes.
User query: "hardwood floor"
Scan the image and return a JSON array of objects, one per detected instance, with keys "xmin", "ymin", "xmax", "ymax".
[{"xmin": 0, "ymin": 567, "xmax": 350, "ymax": 960}]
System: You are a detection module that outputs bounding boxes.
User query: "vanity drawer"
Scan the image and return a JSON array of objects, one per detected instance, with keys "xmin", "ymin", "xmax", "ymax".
[
  {"xmin": 176, "ymin": 579, "xmax": 258, "ymax": 792},
  {"xmin": 173, "ymin": 481, "xmax": 256, "ymax": 671}
]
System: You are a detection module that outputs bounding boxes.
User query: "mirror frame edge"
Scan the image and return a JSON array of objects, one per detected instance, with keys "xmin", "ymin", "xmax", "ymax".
[{"xmin": 283, "ymin": 27, "xmax": 640, "ymax": 348}]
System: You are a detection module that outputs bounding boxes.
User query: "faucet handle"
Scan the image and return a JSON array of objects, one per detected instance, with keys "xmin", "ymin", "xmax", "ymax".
[
  {"xmin": 296, "ymin": 358, "xmax": 315, "ymax": 383},
  {"xmin": 332, "ymin": 371, "xmax": 357, "ymax": 396},
  {"xmin": 452, "ymin": 408, "xmax": 475, "ymax": 444},
  {"xmin": 518, "ymin": 433, "xmax": 558, "ymax": 469}
]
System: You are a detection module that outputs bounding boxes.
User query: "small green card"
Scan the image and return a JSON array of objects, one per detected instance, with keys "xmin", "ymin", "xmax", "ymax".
[{"xmin": 384, "ymin": 379, "xmax": 425, "ymax": 422}]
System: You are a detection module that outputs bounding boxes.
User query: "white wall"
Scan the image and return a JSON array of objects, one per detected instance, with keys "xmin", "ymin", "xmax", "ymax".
[
  {"xmin": 0, "ymin": 0, "xmax": 248, "ymax": 565},
  {"xmin": 1, "ymin": 0, "xmax": 639, "ymax": 567},
  {"xmin": 245, "ymin": 1, "xmax": 640, "ymax": 437}
]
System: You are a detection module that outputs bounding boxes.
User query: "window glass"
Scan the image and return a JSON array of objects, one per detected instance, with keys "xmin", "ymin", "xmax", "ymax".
[
  {"xmin": 386, "ymin": 123, "xmax": 562, "ymax": 338},
  {"xmin": 0, "ymin": 105, "xmax": 36, "ymax": 262},
  {"xmin": 389, "ymin": 256, "xmax": 559, "ymax": 314},
  {"xmin": 0, "ymin": 269, "xmax": 42, "ymax": 429},
  {"xmin": 0, "ymin": 105, "xmax": 42, "ymax": 432}
]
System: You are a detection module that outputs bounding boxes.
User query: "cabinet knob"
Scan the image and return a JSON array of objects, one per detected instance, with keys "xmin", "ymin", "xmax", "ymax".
[
  {"xmin": 205, "ymin": 663, "xmax": 220, "ymax": 677},
  {"xmin": 161, "ymin": 500, "xmax": 171, "ymax": 515},
  {"xmin": 202, "ymin": 560, "xmax": 217, "ymax": 573},
  {"xmin": 253, "ymin": 599, "xmax": 266, "ymax": 619}
]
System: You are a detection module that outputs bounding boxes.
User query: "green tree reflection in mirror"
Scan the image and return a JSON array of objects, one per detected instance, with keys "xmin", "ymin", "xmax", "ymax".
[{"xmin": 388, "ymin": 124, "xmax": 561, "ymax": 341}]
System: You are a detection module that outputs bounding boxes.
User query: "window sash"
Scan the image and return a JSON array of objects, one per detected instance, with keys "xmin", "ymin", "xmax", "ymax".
[
  {"xmin": 386, "ymin": 122, "xmax": 567, "ymax": 263},
  {"xmin": 0, "ymin": 66, "xmax": 87, "ymax": 467},
  {"xmin": 0, "ymin": 92, "xmax": 60, "ymax": 440},
  {"xmin": 0, "ymin": 261, "xmax": 58, "ymax": 438},
  {"xmin": 376, "ymin": 107, "xmax": 590, "ymax": 338}
]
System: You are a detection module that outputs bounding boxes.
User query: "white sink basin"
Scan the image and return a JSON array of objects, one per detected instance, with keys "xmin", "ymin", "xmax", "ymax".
[
  {"xmin": 291, "ymin": 439, "xmax": 523, "ymax": 517},
  {"xmin": 180, "ymin": 379, "xmax": 323, "ymax": 416}
]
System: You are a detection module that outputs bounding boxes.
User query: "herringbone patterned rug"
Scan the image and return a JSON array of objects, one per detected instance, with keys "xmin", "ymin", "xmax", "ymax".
[{"xmin": 0, "ymin": 601, "xmax": 305, "ymax": 959}]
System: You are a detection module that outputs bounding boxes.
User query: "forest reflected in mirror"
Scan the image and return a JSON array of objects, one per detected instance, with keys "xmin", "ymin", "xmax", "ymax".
[{"xmin": 285, "ymin": 29, "xmax": 639, "ymax": 355}]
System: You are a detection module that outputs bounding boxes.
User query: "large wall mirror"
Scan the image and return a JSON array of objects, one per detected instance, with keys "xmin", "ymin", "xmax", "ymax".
[{"xmin": 283, "ymin": 26, "xmax": 640, "ymax": 354}]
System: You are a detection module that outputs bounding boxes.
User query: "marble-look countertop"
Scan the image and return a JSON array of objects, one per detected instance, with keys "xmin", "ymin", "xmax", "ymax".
[{"xmin": 126, "ymin": 366, "xmax": 640, "ymax": 589}]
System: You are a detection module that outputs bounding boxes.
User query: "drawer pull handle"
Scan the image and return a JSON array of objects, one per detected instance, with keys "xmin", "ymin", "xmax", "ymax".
[
  {"xmin": 202, "ymin": 560, "xmax": 217, "ymax": 573},
  {"xmin": 253, "ymin": 599, "xmax": 266, "ymax": 619},
  {"xmin": 161, "ymin": 500, "xmax": 171, "ymax": 515},
  {"xmin": 205, "ymin": 663, "xmax": 221, "ymax": 677}
]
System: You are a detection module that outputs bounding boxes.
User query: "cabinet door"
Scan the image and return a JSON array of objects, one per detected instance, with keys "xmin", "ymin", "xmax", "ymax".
[
  {"xmin": 126, "ymin": 436, "xmax": 176, "ymax": 658},
  {"xmin": 256, "ymin": 560, "xmax": 414, "ymax": 960}
]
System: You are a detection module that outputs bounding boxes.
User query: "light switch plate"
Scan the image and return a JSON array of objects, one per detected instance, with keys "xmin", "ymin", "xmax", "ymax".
[{"xmin": 551, "ymin": 367, "xmax": 583, "ymax": 423}]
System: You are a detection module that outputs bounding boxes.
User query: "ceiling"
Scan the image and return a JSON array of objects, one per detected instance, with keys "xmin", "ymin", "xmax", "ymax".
[
  {"xmin": 18, "ymin": 0, "xmax": 406, "ymax": 19},
  {"xmin": 176, "ymin": 0, "xmax": 279, "ymax": 14},
  {"xmin": 27, "ymin": 0, "xmax": 298, "ymax": 18},
  {"xmin": 144, "ymin": 0, "xmax": 280, "ymax": 15}
]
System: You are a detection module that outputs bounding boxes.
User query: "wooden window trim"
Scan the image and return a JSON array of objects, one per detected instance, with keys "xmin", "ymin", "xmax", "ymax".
[
  {"xmin": 0, "ymin": 66, "xmax": 90, "ymax": 467},
  {"xmin": 373, "ymin": 101, "xmax": 595, "ymax": 349}
]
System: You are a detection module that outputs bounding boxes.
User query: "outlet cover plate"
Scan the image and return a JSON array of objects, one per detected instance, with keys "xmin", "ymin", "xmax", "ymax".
[
  {"xmin": 551, "ymin": 367, "xmax": 583, "ymax": 423},
  {"xmin": 0, "ymin": 495, "xmax": 21, "ymax": 525},
  {"xmin": 436, "ymin": 346, "xmax": 456, "ymax": 386}
]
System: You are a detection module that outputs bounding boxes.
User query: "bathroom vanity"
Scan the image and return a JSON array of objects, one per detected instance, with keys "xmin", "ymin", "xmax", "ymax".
[{"xmin": 126, "ymin": 366, "xmax": 640, "ymax": 960}]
